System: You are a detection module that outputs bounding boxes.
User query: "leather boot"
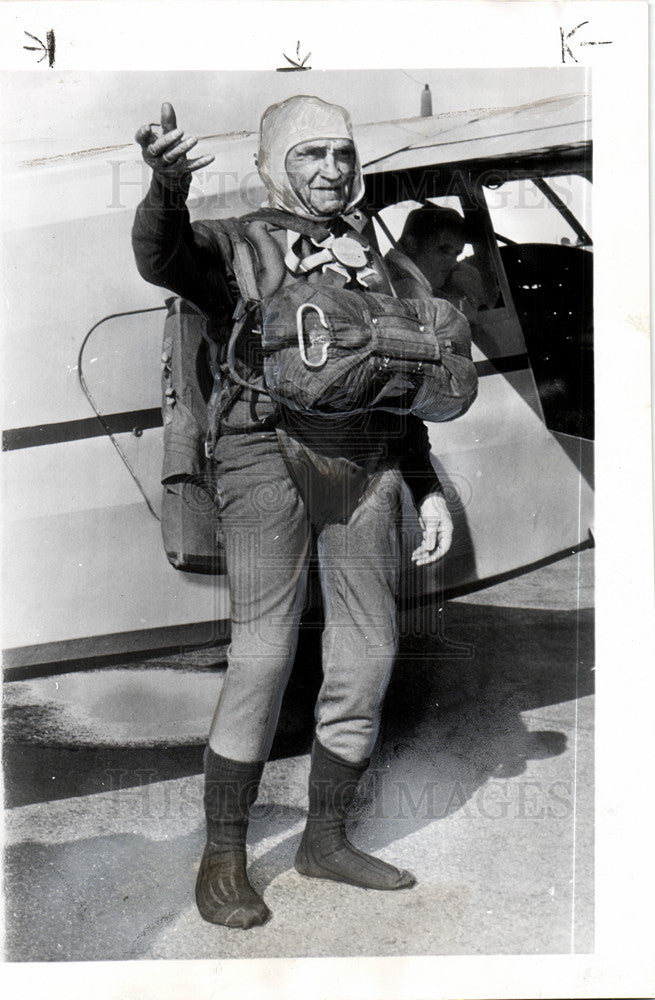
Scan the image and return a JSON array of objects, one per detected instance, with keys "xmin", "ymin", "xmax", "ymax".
[
  {"xmin": 195, "ymin": 748, "xmax": 270, "ymax": 928},
  {"xmin": 294, "ymin": 739, "xmax": 416, "ymax": 890}
]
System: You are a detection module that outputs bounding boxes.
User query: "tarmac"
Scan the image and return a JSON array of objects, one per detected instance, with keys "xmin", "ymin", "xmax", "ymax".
[{"xmin": 2, "ymin": 546, "xmax": 594, "ymax": 961}]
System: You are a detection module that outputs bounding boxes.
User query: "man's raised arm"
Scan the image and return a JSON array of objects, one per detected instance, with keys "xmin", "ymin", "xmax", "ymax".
[{"xmin": 131, "ymin": 102, "xmax": 227, "ymax": 315}]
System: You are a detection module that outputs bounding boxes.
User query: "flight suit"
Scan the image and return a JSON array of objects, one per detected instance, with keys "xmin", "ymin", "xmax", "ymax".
[{"xmin": 132, "ymin": 174, "xmax": 442, "ymax": 763}]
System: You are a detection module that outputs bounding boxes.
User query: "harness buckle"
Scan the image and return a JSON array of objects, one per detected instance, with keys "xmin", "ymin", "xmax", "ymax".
[{"xmin": 296, "ymin": 303, "xmax": 330, "ymax": 369}]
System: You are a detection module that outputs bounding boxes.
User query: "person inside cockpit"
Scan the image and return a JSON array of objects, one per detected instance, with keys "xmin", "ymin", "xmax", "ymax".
[{"xmin": 385, "ymin": 204, "xmax": 489, "ymax": 315}]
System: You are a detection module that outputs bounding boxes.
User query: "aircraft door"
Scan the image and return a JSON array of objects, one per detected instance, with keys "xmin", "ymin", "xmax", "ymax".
[
  {"xmin": 77, "ymin": 305, "xmax": 168, "ymax": 518},
  {"xmin": 371, "ymin": 176, "xmax": 593, "ymax": 592},
  {"xmin": 482, "ymin": 173, "xmax": 593, "ymax": 440}
]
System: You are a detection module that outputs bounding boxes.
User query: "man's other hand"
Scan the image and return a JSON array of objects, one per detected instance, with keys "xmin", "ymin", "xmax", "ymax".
[
  {"xmin": 446, "ymin": 261, "xmax": 487, "ymax": 311},
  {"xmin": 411, "ymin": 491, "xmax": 453, "ymax": 566},
  {"xmin": 135, "ymin": 102, "xmax": 215, "ymax": 180}
]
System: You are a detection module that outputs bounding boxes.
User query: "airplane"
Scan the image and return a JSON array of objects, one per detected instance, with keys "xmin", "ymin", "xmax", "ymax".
[{"xmin": 1, "ymin": 90, "xmax": 593, "ymax": 675}]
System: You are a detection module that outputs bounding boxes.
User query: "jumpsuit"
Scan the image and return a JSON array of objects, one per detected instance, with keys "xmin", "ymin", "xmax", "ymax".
[{"xmin": 132, "ymin": 175, "xmax": 442, "ymax": 764}]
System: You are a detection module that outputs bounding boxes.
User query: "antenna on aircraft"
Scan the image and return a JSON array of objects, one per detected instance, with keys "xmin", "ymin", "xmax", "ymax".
[{"xmin": 420, "ymin": 84, "xmax": 433, "ymax": 117}]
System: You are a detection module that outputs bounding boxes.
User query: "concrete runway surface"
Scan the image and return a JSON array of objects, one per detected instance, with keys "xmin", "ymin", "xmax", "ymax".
[{"xmin": 3, "ymin": 547, "xmax": 594, "ymax": 961}]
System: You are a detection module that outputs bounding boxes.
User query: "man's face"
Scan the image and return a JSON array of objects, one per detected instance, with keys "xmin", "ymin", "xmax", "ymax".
[
  {"xmin": 285, "ymin": 139, "xmax": 356, "ymax": 216},
  {"xmin": 415, "ymin": 231, "xmax": 465, "ymax": 292}
]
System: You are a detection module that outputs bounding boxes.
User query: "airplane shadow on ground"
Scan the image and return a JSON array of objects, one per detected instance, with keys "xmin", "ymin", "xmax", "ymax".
[
  {"xmin": 244, "ymin": 598, "xmax": 594, "ymax": 894},
  {"xmin": 3, "ymin": 600, "xmax": 593, "ymax": 809},
  {"xmin": 3, "ymin": 598, "xmax": 593, "ymax": 961}
]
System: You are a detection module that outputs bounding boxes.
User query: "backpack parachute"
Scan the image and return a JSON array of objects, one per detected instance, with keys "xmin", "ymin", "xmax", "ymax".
[{"xmin": 159, "ymin": 298, "xmax": 226, "ymax": 574}]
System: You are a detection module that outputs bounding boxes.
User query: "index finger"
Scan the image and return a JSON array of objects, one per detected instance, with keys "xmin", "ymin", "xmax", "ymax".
[{"xmin": 161, "ymin": 102, "xmax": 177, "ymax": 134}]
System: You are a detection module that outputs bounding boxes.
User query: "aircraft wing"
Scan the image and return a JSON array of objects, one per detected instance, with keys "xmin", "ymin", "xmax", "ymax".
[
  {"xmin": 3, "ymin": 93, "xmax": 590, "ymax": 233},
  {"xmin": 355, "ymin": 93, "xmax": 590, "ymax": 171}
]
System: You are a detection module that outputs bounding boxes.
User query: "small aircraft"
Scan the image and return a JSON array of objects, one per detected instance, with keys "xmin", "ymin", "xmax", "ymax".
[{"xmin": 2, "ymin": 91, "xmax": 592, "ymax": 673}]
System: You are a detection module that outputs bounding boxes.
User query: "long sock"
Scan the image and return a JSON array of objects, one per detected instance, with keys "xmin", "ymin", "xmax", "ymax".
[
  {"xmin": 195, "ymin": 748, "xmax": 270, "ymax": 929},
  {"xmin": 294, "ymin": 739, "xmax": 416, "ymax": 891}
]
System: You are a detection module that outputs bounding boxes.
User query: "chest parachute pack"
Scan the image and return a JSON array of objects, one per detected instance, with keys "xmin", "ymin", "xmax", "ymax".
[
  {"xmin": 211, "ymin": 216, "xmax": 478, "ymax": 423},
  {"xmin": 159, "ymin": 213, "xmax": 478, "ymax": 572}
]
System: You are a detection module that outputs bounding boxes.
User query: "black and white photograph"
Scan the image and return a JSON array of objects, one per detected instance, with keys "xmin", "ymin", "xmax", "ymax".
[{"xmin": 0, "ymin": 2, "xmax": 652, "ymax": 998}]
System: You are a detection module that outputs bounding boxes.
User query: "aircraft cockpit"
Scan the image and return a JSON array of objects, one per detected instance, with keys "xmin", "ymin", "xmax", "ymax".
[{"xmin": 364, "ymin": 144, "xmax": 593, "ymax": 442}]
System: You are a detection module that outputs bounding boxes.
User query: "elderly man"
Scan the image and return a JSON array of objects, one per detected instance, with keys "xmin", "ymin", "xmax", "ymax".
[{"xmin": 133, "ymin": 97, "xmax": 461, "ymax": 930}]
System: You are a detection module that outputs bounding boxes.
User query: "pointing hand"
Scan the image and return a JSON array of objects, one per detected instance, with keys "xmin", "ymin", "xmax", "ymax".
[{"xmin": 135, "ymin": 102, "xmax": 215, "ymax": 179}]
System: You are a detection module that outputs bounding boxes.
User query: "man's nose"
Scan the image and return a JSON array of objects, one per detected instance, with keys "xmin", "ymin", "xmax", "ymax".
[{"xmin": 319, "ymin": 150, "xmax": 341, "ymax": 179}]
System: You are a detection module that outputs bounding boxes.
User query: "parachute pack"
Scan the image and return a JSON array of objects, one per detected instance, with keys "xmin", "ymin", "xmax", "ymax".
[
  {"xmin": 159, "ymin": 212, "xmax": 478, "ymax": 572},
  {"xmin": 209, "ymin": 214, "xmax": 478, "ymax": 424}
]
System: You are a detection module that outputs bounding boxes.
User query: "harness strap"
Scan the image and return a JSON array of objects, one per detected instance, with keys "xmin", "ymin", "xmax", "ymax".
[
  {"xmin": 210, "ymin": 218, "xmax": 290, "ymax": 438},
  {"xmin": 200, "ymin": 211, "xmax": 399, "ymax": 441},
  {"xmin": 212, "ymin": 218, "xmax": 262, "ymax": 306}
]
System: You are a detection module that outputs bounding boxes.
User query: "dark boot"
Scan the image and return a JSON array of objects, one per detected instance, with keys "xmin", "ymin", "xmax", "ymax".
[
  {"xmin": 195, "ymin": 748, "xmax": 270, "ymax": 929},
  {"xmin": 294, "ymin": 739, "xmax": 416, "ymax": 890}
]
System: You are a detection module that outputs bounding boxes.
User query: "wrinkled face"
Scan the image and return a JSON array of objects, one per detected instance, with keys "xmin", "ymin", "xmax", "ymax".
[{"xmin": 285, "ymin": 138, "xmax": 356, "ymax": 217}]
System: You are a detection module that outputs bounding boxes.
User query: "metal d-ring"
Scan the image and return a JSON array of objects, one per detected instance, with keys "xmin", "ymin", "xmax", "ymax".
[{"xmin": 296, "ymin": 302, "xmax": 330, "ymax": 368}]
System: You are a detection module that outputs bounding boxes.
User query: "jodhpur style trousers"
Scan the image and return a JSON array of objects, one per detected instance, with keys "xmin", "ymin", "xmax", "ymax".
[{"xmin": 209, "ymin": 430, "xmax": 403, "ymax": 764}]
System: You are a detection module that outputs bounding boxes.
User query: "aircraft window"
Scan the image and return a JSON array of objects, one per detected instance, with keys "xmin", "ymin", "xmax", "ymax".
[
  {"xmin": 374, "ymin": 198, "xmax": 473, "ymax": 257},
  {"xmin": 483, "ymin": 175, "xmax": 591, "ymax": 247},
  {"xmin": 482, "ymin": 175, "xmax": 594, "ymax": 439},
  {"xmin": 78, "ymin": 307, "xmax": 167, "ymax": 515},
  {"xmin": 373, "ymin": 197, "xmax": 500, "ymax": 314}
]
